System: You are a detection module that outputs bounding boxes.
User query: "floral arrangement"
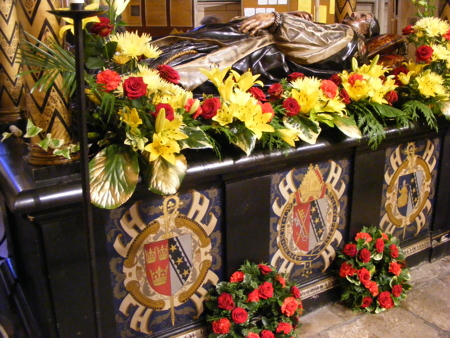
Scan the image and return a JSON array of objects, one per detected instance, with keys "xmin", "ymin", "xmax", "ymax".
[
  {"xmin": 204, "ymin": 261, "xmax": 303, "ymax": 338},
  {"xmin": 11, "ymin": 0, "xmax": 450, "ymax": 210},
  {"xmin": 336, "ymin": 226, "xmax": 411, "ymax": 313}
]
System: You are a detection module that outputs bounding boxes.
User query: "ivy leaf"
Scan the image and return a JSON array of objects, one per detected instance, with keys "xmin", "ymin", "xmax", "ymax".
[
  {"xmin": 89, "ymin": 144, "xmax": 139, "ymax": 209},
  {"xmin": 283, "ymin": 115, "xmax": 320, "ymax": 145},
  {"xmin": 24, "ymin": 119, "xmax": 43, "ymax": 138},
  {"xmin": 233, "ymin": 127, "xmax": 256, "ymax": 156},
  {"xmin": 179, "ymin": 126, "xmax": 214, "ymax": 150}
]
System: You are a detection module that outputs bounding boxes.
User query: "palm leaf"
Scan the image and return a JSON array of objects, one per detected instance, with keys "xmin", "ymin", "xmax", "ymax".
[{"xmin": 17, "ymin": 32, "xmax": 77, "ymax": 97}]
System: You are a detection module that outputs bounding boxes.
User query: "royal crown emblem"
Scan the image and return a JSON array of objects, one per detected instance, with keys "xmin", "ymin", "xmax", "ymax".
[{"xmin": 150, "ymin": 266, "xmax": 168, "ymax": 286}]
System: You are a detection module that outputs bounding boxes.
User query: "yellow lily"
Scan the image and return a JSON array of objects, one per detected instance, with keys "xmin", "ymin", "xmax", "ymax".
[
  {"xmin": 277, "ymin": 128, "xmax": 299, "ymax": 147},
  {"xmin": 154, "ymin": 108, "xmax": 188, "ymax": 141},
  {"xmin": 119, "ymin": 107, "xmax": 142, "ymax": 128},
  {"xmin": 113, "ymin": 0, "xmax": 131, "ymax": 16},
  {"xmin": 59, "ymin": 3, "xmax": 100, "ymax": 38},
  {"xmin": 200, "ymin": 66, "xmax": 231, "ymax": 88},
  {"xmin": 145, "ymin": 133, "xmax": 180, "ymax": 165},
  {"xmin": 230, "ymin": 69, "xmax": 264, "ymax": 92},
  {"xmin": 242, "ymin": 105, "xmax": 274, "ymax": 139}
]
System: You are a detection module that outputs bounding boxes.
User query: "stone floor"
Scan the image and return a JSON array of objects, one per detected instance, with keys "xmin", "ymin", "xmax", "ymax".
[{"xmin": 297, "ymin": 255, "xmax": 450, "ymax": 338}]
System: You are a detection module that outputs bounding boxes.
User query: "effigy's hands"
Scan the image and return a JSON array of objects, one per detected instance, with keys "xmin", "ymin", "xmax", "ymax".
[
  {"xmin": 290, "ymin": 11, "xmax": 313, "ymax": 21},
  {"xmin": 239, "ymin": 13, "xmax": 276, "ymax": 36}
]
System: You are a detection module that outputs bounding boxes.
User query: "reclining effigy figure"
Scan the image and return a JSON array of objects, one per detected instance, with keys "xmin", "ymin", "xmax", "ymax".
[{"xmin": 147, "ymin": 11, "xmax": 405, "ymax": 94}]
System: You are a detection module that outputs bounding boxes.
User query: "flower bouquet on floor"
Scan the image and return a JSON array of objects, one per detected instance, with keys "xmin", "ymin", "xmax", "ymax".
[
  {"xmin": 204, "ymin": 261, "xmax": 303, "ymax": 338},
  {"xmin": 336, "ymin": 226, "xmax": 411, "ymax": 313}
]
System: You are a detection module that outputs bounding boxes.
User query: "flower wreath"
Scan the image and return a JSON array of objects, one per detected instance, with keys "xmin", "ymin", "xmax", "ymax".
[
  {"xmin": 204, "ymin": 261, "xmax": 303, "ymax": 338},
  {"xmin": 336, "ymin": 226, "xmax": 412, "ymax": 313}
]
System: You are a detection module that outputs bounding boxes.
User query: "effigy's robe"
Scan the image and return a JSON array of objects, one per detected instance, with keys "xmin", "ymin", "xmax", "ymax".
[{"xmin": 148, "ymin": 13, "xmax": 362, "ymax": 93}]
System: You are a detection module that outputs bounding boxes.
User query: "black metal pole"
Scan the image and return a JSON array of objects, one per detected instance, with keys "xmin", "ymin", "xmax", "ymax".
[{"xmin": 49, "ymin": 7, "xmax": 106, "ymax": 337}]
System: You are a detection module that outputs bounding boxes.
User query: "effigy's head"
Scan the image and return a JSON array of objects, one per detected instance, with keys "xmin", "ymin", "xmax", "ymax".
[{"xmin": 343, "ymin": 12, "xmax": 380, "ymax": 38}]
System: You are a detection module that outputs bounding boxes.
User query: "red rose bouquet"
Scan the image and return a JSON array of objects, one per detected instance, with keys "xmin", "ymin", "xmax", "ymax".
[
  {"xmin": 204, "ymin": 261, "xmax": 303, "ymax": 337},
  {"xmin": 336, "ymin": 226, "xmax": 411, "ymax": 313}
]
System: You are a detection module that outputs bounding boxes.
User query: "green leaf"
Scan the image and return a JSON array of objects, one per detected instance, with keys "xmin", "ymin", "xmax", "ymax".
[
  {"xmin": 145, "ymin": 154, "xmax": 187, "ymax": 195},
  {"xmin": 1, "ymin": 132, "xmax": 12, "ymax": 142},
  {"xmin": 332, "ymin": 114, "xmax": 362, "ymax": 139},
  {"xmin": 89, "ymin": 144, "xmax": 140, "ymax": 209},
  {"xmin": 402, "ymin": 100, "xmax": 438, "ymax": 130},
  {"xmin": 283, "ymin": 115, "xmax": 320, "ymax": 145},
  {"xmin": 233, "ymin": 127, "xmax": 256, "ymax": 156},
  {"xmin": 373, "ymin": 252, "xmax": 383, "ymax": 261},
  {"xmin": 86, "ymin": 56, "xmax": 105, "ymax": 70},
  {"xmin": 179, "ymin": 126, "xmax": 214, "ymax": 150},
  {"xmin": 53, "ymin": 147, "xmax": 71, "ymax": 159},
  {"xmin": 24, "ymin": 119, "xmax": 43, "ymax": 138}
]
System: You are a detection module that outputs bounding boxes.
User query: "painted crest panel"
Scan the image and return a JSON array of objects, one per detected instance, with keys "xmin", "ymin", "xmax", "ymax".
[
  {"xmin": 104, "ymin": 187, "xmax": 223, "ymax": 337},
  {"xmin": 380, "ymin": 138, "xmax": 440, "ymax": 240},
  {"xmin": 269, "ymin": 159, "xmax": 351, "ymax": 282}
]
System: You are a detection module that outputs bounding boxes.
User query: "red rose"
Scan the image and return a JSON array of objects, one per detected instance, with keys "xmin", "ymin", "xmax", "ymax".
[
  {"xmin": 392, "ymin": 66, "xmax": 409, "ymax": 85},
  {"xmin": 283, "ymin": 97, "xmax": 300, "ymax": 116},
  {"xmin": 212, "ymin": 318, "xmax": 231, "ymax": 334},
  {"xmin": 90, "ymin": 17, "xmax": 113, "ymax": 37},
  {"xmin": 357, "ymin": 268, "xmax": 371, "ymax": 286},
  {"xmin": 378, "ymin": 291, "xmax": 394, "ymax": 309},
  {"xmin": 355, "ymin": 232, "xmax": 372, "ymax": 243},
  {"xmin": 152, "ymin": 103, "xmax": 175, "ymax": 121},
  {"xmin": 217, "ymin": 292, "xmax": 235, "ymax": 310},
  {"xmin": 402, "ymin": 25, "xmax": 414, "ymax": 35},
  {"xmin": 416, "ymin": 45, "xmax": 433, "ymax": 63},
  {"xmin": 230, "ymin": 271, "xmax": 245, "ymax": 283},
  {"xmin": 96, "ymin": 69, "xmax": 121, "ymax": 92},
  {"xmin": 382, "ymin": 233, "xmax": 389, "ymax": 240},
  {"xmin": 358, "ymin": 248, "xmax": 371, "ymax": 263},
  {"xmin": 258, "ymin": 264, "xmax": 273, "ymax": 275},
  {"xmin": 287, "ymin": 72, "xmax": 305, "ymax": 82},
  {"xmin": 123, "ymin": 77, "xmax": 147, "ymax": 99},
  {"xmin": 157, "ymin": 64, "xmax": 180, "ymax": 84},
  {"xmin": 290, "ymin": 286, "xmax": 301, "ymax": 299},
  {"xmin": 258, "ymin": 101, "xmax": 275, "ymax": 122},
  {"xmin": 276, "ymin": 275, "xmax": 286, "ymax": 287},
  {"xmin": 321, "ymin": 79, "xmax": 338, "ymax": 99},
  {"xmin": 342, "ymin": 243, "xmax": 357, "ymax": 257},
  {"xmin": 231, "ymin": 307, "xmax": 248, "ymax": 324},
  {"xmin": 389, "ymin": 244, "xmax": 399, "ymax": 258},
  {"xmin": 389, "ymin": 261, "xmax": 402, "ymax": 276},
  {"xmin": 247, "ymin": 289, "xmax": 260, "ymax": 302},
  {"xmin": 375, "ymin": 238, "xmax": 385, "ymax": 253},
  {"xmin": 281, "ymin": 297, "xmax": 299, "ymax": 317},
  {"xmin": 329, "ymin": 73, "xmax": 342, "ymax": 86},
  {"xmin": 348, "ymin": 73, "xmax": 364, "ymax": 86},
  {"xmin": 361, "ymin": 296, "xmax": 373, "ymax": 308},
  {"xmin": 367, "ymin": 281, "xmax": 379, "ymax": 297},
  {"xmin": 392, "ymin": 285, "xmax": 403, "ymax": 297},
  {"xmin": 200, "ymin": 97, "xmax": 221, "ymax": 119},
  {"xmin": 385, "ymin": 91, "xmax": 398, "ymax": 106},
  {"xmin": 249, "ymin": 87, "xmax": 267, "ymax": 101},
  {"xmin": 339, "ymin": 262, "xmax": 357, "ymax": 278},
  {"xmin": 245, "ymin": 333, "xmax": 260, "ymax": 338},
  {"xmin": 276, "ymin": 322, "xmax": 293, "ymax": 334},
  {"xmin": 340, "ymin": 88, "xmax": 351, "ymax": 104},
  {"xmin": 268, "ymin": 83, "xmax": 283, "ymax": 99},
  {"xmin": 261, "ymin": 330, "xmax": 275, "ymax": 338},
  {"xmin": 258, "ymin": 282, "xmax": 274, "ymax": 299}
]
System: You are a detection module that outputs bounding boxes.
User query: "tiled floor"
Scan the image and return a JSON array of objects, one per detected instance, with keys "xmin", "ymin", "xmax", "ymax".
[{"xmin": 297, "ymin": 255, "xmax": 450, "ymax": 338}]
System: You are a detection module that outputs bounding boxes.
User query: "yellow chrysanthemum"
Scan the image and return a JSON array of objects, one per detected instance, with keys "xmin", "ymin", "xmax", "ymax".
[
  {"xmin": 145, "ymin": 133, "xmax": 180, "ymax": 165},
  {"xmin": 415, "ymin": 70, "xmax": 448, "ymax": 98},
  {"xmin": 143, "ymin": 44, "xmax": 162, "ymax": 59},
  {"xmin": 414, "ymin": 17, "xmax": 450, "ymax": 38},
  {"xmin": 110, "ymin": 31, "xmax": 154, "ymax": 59},
  {"xmin": 112, "ymin": 54, "xmax": 131, "ymax": 65},
  {"xmin": 289, "ymin": 77, "xmax": 322, "ymax": 114}
]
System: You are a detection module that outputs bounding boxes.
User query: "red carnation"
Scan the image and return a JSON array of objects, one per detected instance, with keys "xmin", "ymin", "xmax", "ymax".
[
  {"xmin": 260, "ymin": 330, "xmax": 275, "ymax": 338},
  {"xmin": 329, "ymin": 73, "xmax": 342, "ymax": 86},
  {"xmin": 339, "ymin": 262, "xmax": 357, "ymax": 278},
  {"xmin": 385, "ymin": 91, "xmax": 399, "ymax": 106},
  {"xmin": 157, "ymin": 64, "xmax": 180, "ymax": 84},
  {"xmin": 276, "ymin": 322, "xmax": 293, "ymax": 334},
  {"xmin": 212, "ymin": 318, "xmax": 231, "ymax": 334},
  {"xmin": 390, "ymin": 244, "xmax": 399, "ymax": 258},
  {"xmin": 321, "ymin": 79, "xmax": 338, "ymax": 99},
  {"xmin": 389, "ymin": 261, "xmax": 402, "ymax": 276},
  {"xmin": 290, "ymin": 285, "xmax": 301, "ymax": 299},
  {"xmin": 96, "ymin": 69, "xmax": 121, "ymax": 92},
  {"xmin": 230, "ymin": 271, "xmax": 245, "ymax": 283}
]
